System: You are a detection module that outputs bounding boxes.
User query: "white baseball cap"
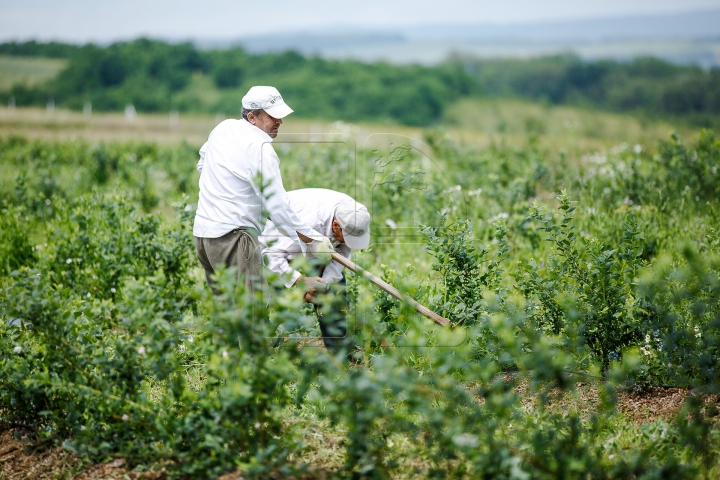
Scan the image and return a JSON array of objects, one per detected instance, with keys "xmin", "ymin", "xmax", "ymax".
[
  {"xmin": 335, "ymin": 200, "xmax": 371, "ymax": 250},
  {"xmin": 242, "ymin": 86, "xmax": 294, "ymax": 119}
]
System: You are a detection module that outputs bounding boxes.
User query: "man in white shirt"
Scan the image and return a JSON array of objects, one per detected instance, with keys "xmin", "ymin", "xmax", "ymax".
[
  {"xmin": 193, "ymin": 86, "xmax": 334, "ymax": 294},
  {"xmin": 259, "ymin": 188, "xmax": 370, "ymax": 357}
]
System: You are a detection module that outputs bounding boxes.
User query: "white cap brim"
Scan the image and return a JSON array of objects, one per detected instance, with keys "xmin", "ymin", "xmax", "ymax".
[
  {"xmin": 263, "ymin": 103, "xmax": 293, "ymax": 119},
  {"xmin": 343, "ymin": 229, "xmax": 370, "ymax": 250}
]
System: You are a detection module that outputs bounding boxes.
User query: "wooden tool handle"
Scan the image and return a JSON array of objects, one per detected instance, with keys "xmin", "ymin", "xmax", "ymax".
[{"xmin": 331, "ymin": 252, "xmax": 450, "ymax": 327}]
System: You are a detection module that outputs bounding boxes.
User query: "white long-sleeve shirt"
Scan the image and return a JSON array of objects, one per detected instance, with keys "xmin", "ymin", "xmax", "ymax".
[
  {"xmin": 193, "ymin": 119, "xmax": 322, "ymax": 251},
  {"xmin": 259, "ymin": 189, "xmax": 355, "ymax": 288}
]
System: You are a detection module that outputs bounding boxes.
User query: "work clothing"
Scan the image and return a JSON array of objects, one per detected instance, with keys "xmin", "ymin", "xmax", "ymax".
[
  {"xmin": 193, "ymin": 119, "xmax": 322, "ymax": 250},
  {"xmin": 261, "ymin": 188, "xmax": 367, "ymax": 362},
  {"xmin": 194, "ymin": 227, "xmax": 261, "ymax": 294},
  {"xmin": 259, "ymin": 188, "xmax": 359, "ymax": 288},
  {"xmin": 313, "ymin": 276, "xmax": 355, "ymax": 359}
]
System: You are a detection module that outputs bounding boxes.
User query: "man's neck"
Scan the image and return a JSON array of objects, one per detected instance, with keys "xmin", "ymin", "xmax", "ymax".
[{"xmin": 242, "ymin": 118, "xmax": 273, "ymax": 141}]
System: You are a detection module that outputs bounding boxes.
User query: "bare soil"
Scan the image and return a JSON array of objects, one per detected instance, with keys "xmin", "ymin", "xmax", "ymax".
[
  {"xmin": 0, "ymin": 429, "xmax": 164, "ymax": 480},
  {"xmin": 618, "ymin": 386, "xmax": 690, "ymax": 423}
]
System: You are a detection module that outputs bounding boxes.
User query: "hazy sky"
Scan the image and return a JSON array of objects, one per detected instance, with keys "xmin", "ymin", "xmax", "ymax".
[{"xmin": 2, "ymin": 0, "xmax": 720, "ymax": 42}]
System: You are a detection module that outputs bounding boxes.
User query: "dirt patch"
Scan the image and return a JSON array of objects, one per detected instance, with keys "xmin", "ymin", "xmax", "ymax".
[
  {"xmin": 71, "ymin": 457, "xmax": 165, "ymax": 480},
  {"xmin": 618, "ymin": 387, "xmax": 720, "ymax": 424},
  {"xmin": 0, "ymin": 426, "xmax": 324, "ymax": 480},
  {"xmin": 506, "ymin": 376, "xmax": 702, "ymax": 425},
  {"xmin": 0, "ymin": 429, "xmax": 164, "ymax": 480},
  {"xmin": 0, "ymin": 429, "xmax": 78, "ymax": 480},
  {"xmin": 617, "ymin": 387, "xmax": 689, "ymax": 424}
]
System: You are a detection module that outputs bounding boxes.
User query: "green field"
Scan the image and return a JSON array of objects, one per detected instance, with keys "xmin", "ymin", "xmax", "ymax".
[
  {"xmin": 0, "ymin": 55, "xmax": 66, "ymax": 91},
  {"xmin": 0, "ymin": 97, "xmax": 696, "ymax": 149},
  {"xmin": 1, "ymin": 103, "xmax": 719, "ymax": 478}
]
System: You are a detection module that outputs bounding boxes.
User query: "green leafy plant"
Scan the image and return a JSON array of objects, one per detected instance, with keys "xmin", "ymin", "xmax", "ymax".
[
  {"xmin": 420, "ymin": 217, "xmax": 508, "ymax": 326},
  {"xmin": 516, "ymin": 193, "xmax": 646, "ymax": 372}
]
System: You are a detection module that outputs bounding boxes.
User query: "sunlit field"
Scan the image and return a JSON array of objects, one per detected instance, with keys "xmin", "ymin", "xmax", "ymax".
[
  {"xmin": 0, "ymin": 96, "xmax": 697, "ymax": 149},
  {"xmin": 0, "ymin": 55, "xmax": 67, "ymax": 90}
]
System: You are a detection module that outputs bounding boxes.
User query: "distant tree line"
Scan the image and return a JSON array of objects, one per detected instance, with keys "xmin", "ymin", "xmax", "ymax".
[
  {"xmin": 0, "ymin": 40, "xmax": 80, "ymax": 58},
  {"xmin": 1, "ymin": 39, "xmax": 719, "ymax": 126},
  {"xmin": 0, "ymin": 39, "xmax": 474, "ymax": 126},
  {"xmin": 462, "ymin": 54, "xmax": 720, "ymax": 126}
]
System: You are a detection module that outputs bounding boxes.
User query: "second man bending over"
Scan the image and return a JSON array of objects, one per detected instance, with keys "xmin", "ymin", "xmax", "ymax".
[
  {"xmin": 260, "ymin": 188, "xmax": 370, "ymax": 299},
  {"xmin": 260, "ymin": 188, "xmax": 369, "ymax": 358}
]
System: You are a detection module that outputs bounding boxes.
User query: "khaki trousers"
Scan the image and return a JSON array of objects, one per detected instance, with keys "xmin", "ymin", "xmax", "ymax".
[{"xmin": 194, "ymin": 228, "xmax": 261, "ymax": 295}]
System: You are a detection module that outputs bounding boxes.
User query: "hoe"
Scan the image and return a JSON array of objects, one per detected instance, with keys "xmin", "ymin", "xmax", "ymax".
[{"xmin": 330, "ymin": 252, "xmax": 450, "ymax": 327}]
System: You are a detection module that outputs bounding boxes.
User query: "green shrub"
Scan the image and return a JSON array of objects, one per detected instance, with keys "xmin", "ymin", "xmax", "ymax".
[
  {"xmin": 0, "ymin": 205, "xmax": 36, "ymax": 275},
  {"xmin": 516, "ymin": 193, "xmax": 646, "ymax": 372}
]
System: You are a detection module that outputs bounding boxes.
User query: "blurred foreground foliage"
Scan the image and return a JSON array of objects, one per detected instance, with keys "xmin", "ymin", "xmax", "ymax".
[{"xmin": 1, "ymin": 129, "xmax": 719, "ymax": 478}]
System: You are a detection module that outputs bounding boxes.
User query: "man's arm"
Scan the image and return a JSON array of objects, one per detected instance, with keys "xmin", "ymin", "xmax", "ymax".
[
  {"xmin": 263, "ymin": 245, "xmax": 303, "ymax": 288},
  {"xmin": 321, "ymin": 246, "xmax": 350, "ymax": 284},
  {"xmin": 196, "ymin": 142, "xmax": 207, "ymax": 173},
  {"xmin": 254, "ymin": 145, "xmax": 323, "ymax": 252},
  {"xmin": 262, "ymin": 238, "xmax": 327, "ymax": 296}
]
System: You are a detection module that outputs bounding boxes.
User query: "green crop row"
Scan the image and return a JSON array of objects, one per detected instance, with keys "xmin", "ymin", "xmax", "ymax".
[{"xmin": 1, "ymin": 130, "xmax": 719, "ymax": 478}]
